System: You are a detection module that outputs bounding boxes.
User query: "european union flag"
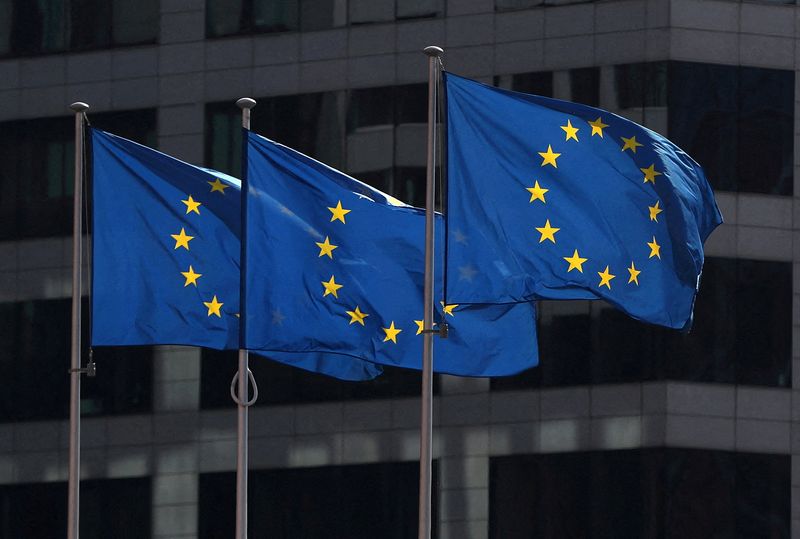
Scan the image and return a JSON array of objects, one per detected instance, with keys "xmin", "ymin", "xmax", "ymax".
[
  {"xmin": 444, "ymin": 73, "xmax": 723, "ymax": 329},
  {"xmin": 243, "ymin": 131, "xmax": 538, "ymax": 376},
  {"xmin": 91, "ymin": 128, "xmax": 381, "ymax": 380}
]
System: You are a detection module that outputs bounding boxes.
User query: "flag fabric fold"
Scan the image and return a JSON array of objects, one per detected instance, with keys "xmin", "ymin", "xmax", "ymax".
[
  {"xmin": 243, "ymin": 131, "xmax": 538, "ymax": 376},
  {"xmin": 91, "ymin": 128, "xmax": 381, "ymax": 381},
  {"xmin": 443, "ymin": 72, "xmax": 723, "ymax": 329}
]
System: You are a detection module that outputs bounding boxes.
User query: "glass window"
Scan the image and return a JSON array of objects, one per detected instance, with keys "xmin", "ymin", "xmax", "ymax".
[
  {"xmin": 346, "ymin": 84, "xmax": 427, "ymax": 203},
  {"xmin": 206, "ymin": 92, "xmax": 344, "ymax": 178},
  {"xmin": 569, "ymin": 67, "xmax": 599, "ymax": 107},
  {"xmin": 491, "ymin": 449, "xmax": 789, "ymax": 539},
  {"xmin": 200, "ymin": 462, "xmax": 438, "ymax": 538},
  {"xmin": 660, "ymin": 61, "xmax": 793, "ymax": 195},
  {"xmin": 396, "ymin": 0, "xmax": 444, "ymax": 19},
  {"xmin": 1, "ymin": 0, "xmax": 156, "ymax": 57},
  {"xmin": 492, "ymin": 258, "xmax": 791, "ymax": 390},
  {"xmin": 201, "ymin": 348, "xmax": 436, "ymax": 407},
  {"xmin": 495, "ymin": 71, "xmax": 553, "ymax": 97},
  {"xmin": 0, "ymin": 477, "xmax": 151, "ymax": 538},
  {"xmin": 0, "ymin": 298, "xmax": 153, "ymax": 422},
  {"xmin": 0, "ymin": 109, "xmax": 156, "ymax": 241},
  {"xmin": 207, "ymin": 0, "xmax": 349, "ymax": 37}
]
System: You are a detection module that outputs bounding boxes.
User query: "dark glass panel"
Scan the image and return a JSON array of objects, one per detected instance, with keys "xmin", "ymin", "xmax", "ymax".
[
  {"xmin": 300, "ymin": 0, "xmax": 338, "ymax": 31},
  {"xmin": 736, "ymin": 67, "xmax": 793, "ymax": 195},
  {"xmin": 0, "ymin": 298, "xmax": 153, "ymax": 422},
  {"xmin": 491, "ymin": 449, "xmax": 789, "ymax": 539},
  {"xmin": 615, "ymin": 62, "xmax": 668, "ymax": 109},
  {"xmin": 668, "ymin": 62, "xmax": 793, "ymax": 195},
  {"xmin": 569, "ymin": 66, "xmax": 600, "ymax": 107},
  {"xmin": 663, "ymin": 450, "xmax": 737, "ymax": 538},
  {"xmin": 493, "ymin": 258, "xmax": 791, "ymax": 390},
  {"xmin": 348, "ymin": 87, "xmax": 395, "ymax": 132},
  {"xmin": 69, "ymin": 0, "xmax": 112, "ymax": 50},
  {"xmin": 200, "ymin": 462, "xmax": 437, "ymax": 538},
  {"xmin": 0, "ymin": 477, "xmax": 151, "ymax": 539},
  {"xmin": 0, "ymin": 109, "xmax": 155, "ymax": 241},
  {"xmin": 253, "ymin": 0, "xmax": 299, "ymax": 33},
  {"xmin": 668, "ymin": 62, "xmax": 738, "ymax": 192},
  {"xmin": 394, "ymin": 166, "xmax": 426, "ymax": 208},
  {"xmin": 206, "ymin": 0, "xmax": 247, "ymax": 37},
  {"xmin": 396, "ymin": 0, "xmax": 444, "ymax": 20},
  {"xmin": 201, "ymin": 348, "xmax": 431, "ymax": 408},
  {"xmin": 734, "ymin": 452, "xmax": 790, "ymax": 538},
  {"xmin": 3, "ymin": 0, "xmax": 155, "ymax": 57},
  {"xmin": 494, "ymin": 71, "xmax": 553, "ymax": 97},
  {"xmin": 732, "ymin": 259, "xmax": 792, "ymax": 386}
]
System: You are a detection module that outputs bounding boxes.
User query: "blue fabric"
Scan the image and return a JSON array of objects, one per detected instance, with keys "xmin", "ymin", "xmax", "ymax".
[
  {"xmin": 243, "ymin": 131, "xmax": 538, "ymax": 376},
  {"xmin": 91, "ymin": 128, "xmax": 381, "ymax": 380},
  {"xmin": 444, "ymin": 72, "xmax": 723, "ymax": 329}
]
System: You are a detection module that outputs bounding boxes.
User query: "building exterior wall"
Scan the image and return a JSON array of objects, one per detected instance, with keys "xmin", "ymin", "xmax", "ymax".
[{"xmin": 0, "ymin": 0, "xmax": 797, "ymax": 537}]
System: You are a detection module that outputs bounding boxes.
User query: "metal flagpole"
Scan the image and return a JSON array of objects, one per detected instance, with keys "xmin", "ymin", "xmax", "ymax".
[
  {"xmin": 234, "ymin": 97, "xmax": 256, "ymax": 539},
  {"xmin": 418, "ymin": 45, "xmax": 443, "ymax": 539},
  {"xmin": 68, "ymin": 101, "xmax": 89, "ymax": 539}
]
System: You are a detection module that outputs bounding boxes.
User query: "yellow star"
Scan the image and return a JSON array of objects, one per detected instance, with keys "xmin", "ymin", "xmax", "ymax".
[
  {"xmin": 316, "ymin": 236, "xmax": 338, "ymax": 258},
  {"xmin": 641, "ymin": 164, "xmax": 662, "ymax": 185},
  {"xmin": 182, "ymin": 195, "xmax": 201, "ymax": 215},
  {"xmin": 440, "ymin": 301, "xmax": 459, "ymax": 317},
  {"xmin": 181, "ymin": 265, "xmax": 202, "ymax": 287},
  {"xmin": 171, "ymin": 227, "xmax": 194, "ymax": 250},
  {"xmin": 563, "ymin": 249, "xmax": 587, "ymax": 273},
  {"xmin": 321, "ymin": 275, "xmax": 343, "ymax": 298},
  {"xmin": 203, "ymin": 295, "xmax": 223, "ymax": 317},
  {"xmin": 627, "ymin": 262, "xmax": 641, "ymax": 285},
  {"xmin": 620, "ymin": 135, "xmax": 643, "ymax": 153},
  {"xmin": 208, "ymin": 178, "xmax": 229, "ymax": 194},
  {"xmin": 538, "ymin": 145, "xmax": 561, "ymax": 168},
  {"xmin": 414, "ymin": 319, "xmax": 438, "ymax": 335},
  {"xmin": 647, "ymin": 236, "xmax": 661, "ymax": 259},
  {"xmin": 648, "ymin": 200, "xmax": 663, "ymax": 222},
  {"xmin": 597, "ymin": 266, "xmax": 615, "ymax": 289},
  {"xmin": 526, "ymin": 181, "xmax": 548, "ymax": 203},
  {"xmin": 382, "ymin": 321, "xmax": 402, "ymax": 343},
  {"xmin": 535, "ymin": 219, "xmax": 560, "ymax": 244},
  {"xmin": 588, "ymin": 117, "xmax": 609, "ymax": 137},
  {"xmin": 328, "ymin": 200, "xmax": 351, "ymax": 224},
  {"xmin": 346, "ymin": 306, "xmax": 369, "ymax": 326},
  {"xmin": 560, "ymin": 119, "xmax": 579, "ymax": 142}
]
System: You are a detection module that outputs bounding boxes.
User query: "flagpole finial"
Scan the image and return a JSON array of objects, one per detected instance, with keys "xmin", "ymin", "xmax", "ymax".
[
  {"xmin": 69, "ymin": 102, "xmax": 89, "ymax": 112},
  {"xmin": 236, "ymin": 98, "xmax": 256, "ymax": 110},
  {"xmin": 423, "ymin": 46, "xmax": 443, "ymax": 57}
]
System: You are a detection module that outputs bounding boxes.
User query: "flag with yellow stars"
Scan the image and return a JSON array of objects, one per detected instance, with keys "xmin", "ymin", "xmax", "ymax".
[
  {"xmin": 242, "ymin": 131, "xmax": 538, "ymax": 376},
  {"xmin": 90, "ymin": 128, "xmax": 381, "ymax": 380},
  {"xmin": 443, "ymin": 72, "xmax": 723, "ymax": 329}
]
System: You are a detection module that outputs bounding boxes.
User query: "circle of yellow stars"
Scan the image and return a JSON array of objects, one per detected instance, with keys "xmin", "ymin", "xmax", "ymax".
[
  {"xmin": 523, "ymin": 115, "xmax": 665, "ymax": 291},
  {"xmin": 313, "ymin": 199, "xmax": 458, "ymax": 345}
]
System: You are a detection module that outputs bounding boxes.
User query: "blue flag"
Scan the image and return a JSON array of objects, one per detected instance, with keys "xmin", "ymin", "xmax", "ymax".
[
  {"xmin": 444, "ymin": 72, "xmax": 722, "ymax": 329},
  {"xmin": 243, "ymin": 131, "xmax": 538, "ymax": 376},
  {"xmin": 91, "ymin": 128, "xmax": 381, "ymax": 380}
]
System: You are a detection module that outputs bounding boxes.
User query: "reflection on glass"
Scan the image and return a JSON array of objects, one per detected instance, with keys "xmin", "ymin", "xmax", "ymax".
[
  {"xmin": 0, "ymin": 478, "xmax": 151, "ymax": 537},
  {"xmin": 491, "ymin": 449, "xmax": 789, "ymax": 539},
  {"xmin": 492, "ymin": 257, "xmax": 791, "ymax": 390},
  {"xmin": 0, "ymin": 298, "xmax": 154, "ymax": 422},
  {"xmin": 200, "ymin": 462, "xmax": 437, "ymax": 539}
]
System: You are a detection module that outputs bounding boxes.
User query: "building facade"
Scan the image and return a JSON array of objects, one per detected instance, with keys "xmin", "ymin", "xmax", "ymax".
[{"xmin": 0, "ymin": 0, "xmax": 797, "ymax": 537}]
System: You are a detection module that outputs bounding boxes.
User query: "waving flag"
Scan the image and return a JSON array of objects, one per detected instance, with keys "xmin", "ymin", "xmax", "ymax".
[
  {"xmin": 243, "ymin": 131, "xmax": 538, "ymax": 376},
  {"xmin": 444, "ymin": 72, "xmax": 722, "ymax": 329},
  {"xmin": 91, "ymin": 128, "xmax": 381, "ymax": 380}
]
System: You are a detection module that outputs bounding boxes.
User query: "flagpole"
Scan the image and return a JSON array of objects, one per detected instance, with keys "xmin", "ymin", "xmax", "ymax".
[
  {"xmin": 235, "ymin": 97, "xmax": 256, "ymax": 539},
  {"xmin": 68, "ymin": 101, "xmax": 89, "ymax": 539},
  {"xmin": 419, "ymin": 45, "xmax": 443, "ymax": 539}
]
